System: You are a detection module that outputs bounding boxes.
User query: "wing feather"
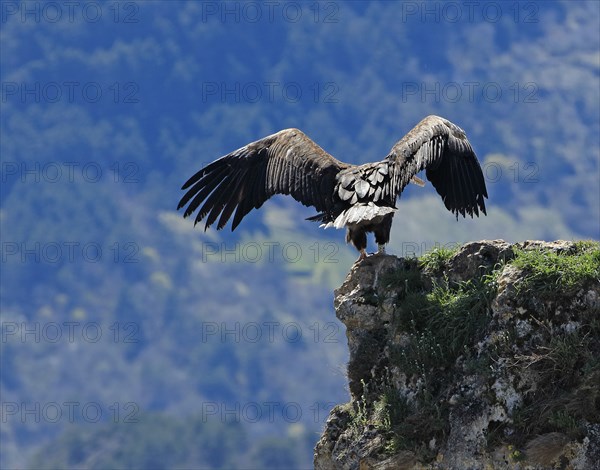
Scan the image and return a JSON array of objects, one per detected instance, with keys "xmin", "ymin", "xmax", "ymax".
[
  {"xmin": 386, "ymin": 115, "xmax": 488, "ymax": 219},
  {"xmin": 184, "ymin": 166, "xmax": 229, "ymax": 219},
  {"xmin": 218, "ymin": 176, "xmax": 246, "ymax": 230},
  {"xmin": 204, "ymin": 168, "xmax": 247, "ymax": 229},
  {"xmin": 178, "ymin": 128, "xmax": 350, "ymax": 230}
]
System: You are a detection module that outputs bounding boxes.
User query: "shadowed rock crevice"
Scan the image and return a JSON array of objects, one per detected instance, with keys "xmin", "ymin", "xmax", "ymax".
[{"xmin": 315, "ymin": 240, "xmax": 600, "ymax": 470}]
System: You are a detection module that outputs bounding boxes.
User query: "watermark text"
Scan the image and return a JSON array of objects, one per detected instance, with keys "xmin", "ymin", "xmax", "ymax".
[
  {"xmin": 400, "ymin": 2, "xmax": 538, "ymax": 23},
  {"xmin": 2, "ymin": 321, "xmax": 140, "ymax": 344},
  {"xmin": 1, "ymin": 401, "xmax": 139, "ymax": 423},
  {"xmin": 201, "ymin": 81, "xmax": 339, "ymax": 104},
  {"xmin": 1, "ymin": 161, "xmax": 140, "ymax": 184},
  {"xmin": 200, "ymin": 321, "xmax": 340, "ymax": 344},
  {"xmin": 1, "ymin": 1, "xmax": 140, "ymax": 24},
  {"xmin": 401, "ymin": 81, "xmax": 538, "ymax": 104},
  {"xmin": 1, "ymin": 241, "xmax": 139, "ymax": 264}
]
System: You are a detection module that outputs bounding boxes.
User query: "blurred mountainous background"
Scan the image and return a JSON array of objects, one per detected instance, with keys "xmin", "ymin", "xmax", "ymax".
[{"xmin": 1, "ymin": 1, "xmax": 598, "ymax": 468}]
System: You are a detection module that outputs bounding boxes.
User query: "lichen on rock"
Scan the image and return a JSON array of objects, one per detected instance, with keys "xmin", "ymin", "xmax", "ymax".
[{"xmin": 314, "ymin": 240, "xmax": 600, "ymax": 470}]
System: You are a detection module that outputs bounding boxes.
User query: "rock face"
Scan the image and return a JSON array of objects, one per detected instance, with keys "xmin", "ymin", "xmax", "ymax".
[{"xmin": 314, "ymin": 240, "xmax": 600, "ymax": 470}]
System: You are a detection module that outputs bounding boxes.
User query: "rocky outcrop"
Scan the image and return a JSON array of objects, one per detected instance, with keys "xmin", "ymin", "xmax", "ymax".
[{"xmin": 315, "ymin": 240, "xmax": 600, "ymax": 469}]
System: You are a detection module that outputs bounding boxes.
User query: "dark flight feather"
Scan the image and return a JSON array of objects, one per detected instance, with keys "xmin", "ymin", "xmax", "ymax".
[
  {"xmin": 385, "ymin": 115, "xmax": 487, "ymax": 219},
  {"xmin": 177, "ymin": 129, "xmax": 349, "ymax": 230}
]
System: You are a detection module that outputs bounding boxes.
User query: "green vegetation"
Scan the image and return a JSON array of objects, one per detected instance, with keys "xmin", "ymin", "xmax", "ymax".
[
  {"xmin": 502, "ymin": 332, "xmax": 600, "ymax": 448},
  {"xmin": 511, "ymin": 241, "xmax": 600, "ymax": 294},
  {"xmin": 380, "ymin": 258, "xmax": 423, "ymax": 296},
  {"xmin": 393, "ymin": 274, "xmax": 497, "ymax": 373},
  {"xmin": 418, "ymin": 246, "xmax": 459, "ymax": 274}
]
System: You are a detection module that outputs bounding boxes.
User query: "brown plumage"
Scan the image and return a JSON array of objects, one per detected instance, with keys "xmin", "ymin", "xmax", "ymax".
[{"xmin": 177, "ymin": 115, "xmax": 488, "ymax": 259}]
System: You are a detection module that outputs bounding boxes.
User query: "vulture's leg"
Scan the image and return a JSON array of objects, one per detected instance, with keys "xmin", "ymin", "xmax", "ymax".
[
  {"xmin": 374, "ymin": 214, "xmax": 393, "ymax": 255},
  {"xmin": 347, "ymin": 226, "xmax": 368, "ymax": 261}
]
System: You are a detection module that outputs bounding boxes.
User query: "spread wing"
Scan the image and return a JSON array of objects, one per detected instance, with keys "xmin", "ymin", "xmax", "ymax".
[
  {"xmin": 386, "ymin": 115, "xmax": 488, "ymax": 218},
  {"xmin": 177, "ymin": 128, "xmax": 350, "ymax": 230}
]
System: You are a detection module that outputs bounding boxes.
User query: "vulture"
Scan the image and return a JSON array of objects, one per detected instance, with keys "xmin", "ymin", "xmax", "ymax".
[{"xmin": 177, "ymin": 115, "xmax": 488, "ymax": 260}]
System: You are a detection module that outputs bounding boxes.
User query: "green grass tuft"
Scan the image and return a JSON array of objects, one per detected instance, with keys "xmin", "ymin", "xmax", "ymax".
[
  {"xmin": 419, "ymin": 246, "xmax": 459, "ymax": 273},
  {"xmin": 392, "ymin": 273, "xmax": 498, "ymax": 374},
  {"xmin": 511, "ymin": 243, "xmax": 600, "ymax": 294}
]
